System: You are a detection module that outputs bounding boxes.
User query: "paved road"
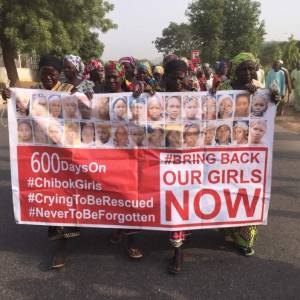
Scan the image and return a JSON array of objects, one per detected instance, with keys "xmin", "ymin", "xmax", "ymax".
[{"xmin": 0, "ymin": 122, "xmax": 299, "ymax": 300}]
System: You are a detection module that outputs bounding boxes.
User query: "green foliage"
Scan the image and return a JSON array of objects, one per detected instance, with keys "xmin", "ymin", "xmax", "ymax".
[
  {"xmin": 258, "ymin": 37, "xmax": 300, "ymax": 71},
  {"xmin": 155, "ymin": 0, "xmax": 265, "ymax": 64},
  {"xmin": 154, "ymin": 22, "xmax": 201, "ymax": 58},
  {"xmin": 187, "ymin": 0, "xmax": 265, "ymax": 63},
  {"xmin": 186, "ymin": 0, "xmax": 225, "ymax": 62},
  {"xmin": 0, "ymin": 0, "xmax": 116, "ymax": 60},
  {"xmin": 282, "ymin": 35, "xmax": 300, "ymax": 71},
  {"xmin": 78, "ymin": 32, "xmax": 104, "ymax": 62},
  {"xmin": 221, "ymin": 0, "xmax": 265, "ymax": 59},
  {"xmin": 258, "ymin": 42, "xmax": 283, "ymax": 67}
]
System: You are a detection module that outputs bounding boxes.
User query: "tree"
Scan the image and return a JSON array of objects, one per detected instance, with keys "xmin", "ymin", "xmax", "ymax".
[
  {"xmin": 78, "ymin": 31, "xmax": 105, "ymax": 62},
  {"xmin": 154, "ymin": 22, "xmax": 201, "ymax": 58},
  {"xmin": 282, "ymin": 35, "xmax": 300, "ymax": 71},
  {"xmin": 221, "ymin": 0, "xmax": 265, "ymax": 60},
  {"xmin": 258, "ymin": 42, "xmax": 284, "ymax": 67},
  {"xmin": 0, "ymin": 0, "xmax": 116, "ymax": 86},
  {"xmin": 185, "ymin": 0, "xmax": 265, "ymax": 63},
  {"xmin": 186, "ymin": 0, "xmax": 225, "ymax": 63}
]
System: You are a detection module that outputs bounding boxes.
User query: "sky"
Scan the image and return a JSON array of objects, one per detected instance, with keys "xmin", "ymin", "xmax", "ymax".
[{"xmin": 100, "ymin": 0, "xmax": 300, "ymax": 61}]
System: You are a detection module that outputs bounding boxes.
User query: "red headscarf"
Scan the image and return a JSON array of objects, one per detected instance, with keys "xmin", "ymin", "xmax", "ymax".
[
  {"xmin": 105, "ymin": 61, "xmax": 125, "ymax": 79},
  {"xmin": 83, "ymin": 59, "xmax": 104, "ymax": 79}
]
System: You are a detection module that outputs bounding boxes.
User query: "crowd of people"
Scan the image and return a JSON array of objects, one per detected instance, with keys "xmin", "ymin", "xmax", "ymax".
[{"xmin": 1, "ymin": 49, "xmax": 293, "ymax": 274}]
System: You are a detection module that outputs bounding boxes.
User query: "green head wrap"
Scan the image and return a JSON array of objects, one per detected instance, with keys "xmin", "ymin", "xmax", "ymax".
[{"xmin": 230, "ymin": 52, "xmax": 257, "ymax": 81}]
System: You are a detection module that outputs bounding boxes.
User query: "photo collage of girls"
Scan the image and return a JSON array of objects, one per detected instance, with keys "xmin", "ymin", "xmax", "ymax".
[{"xmin": 16, "ymin": 90, "xmax": 273, "ymax": 148}]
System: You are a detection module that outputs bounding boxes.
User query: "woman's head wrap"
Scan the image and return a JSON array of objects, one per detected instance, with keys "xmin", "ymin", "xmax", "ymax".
[
  {"xmin": 39, "ymin": 55, "xmax": 63, "ymax": 72},
  {"xmin": 163, "ymin": 54, "xmax": 178, "ymax": 68},
  {"xmin": 113, "ymin": 97, "xmax": 127, "ymax": 109},
  {"xmin": 129, "ymin": 97, "xmax": 146, "ymax": 107},
  {"xmin": 83, "ymin": 59, "xmax": 104, "ymax": 79},
  {"xmin": 119, "ymin": 56, "xmax": 136, "ymax": 67},
  {"xmin": 153, "ymin": 66, "xmax": 164, "ymax": 75},
  {"xmin": 230, "ymin": 52, "xmax": 257, "ymax": 81},
  {"xmin": 64, "ymin": 54, "xmax": 85, "ymax": 77},
  {"xmin": 137, "ymin": 61, "xmax": 152, "ymax": 76},
  {"xmin": 105, "ymin": 61, "xmax": 125, "ymax": 79},
  {"xmin": 165, "ymin": 59, "xmax": 188, "ymax": 76},
  {"xmin": 216, "ymin": 61, "xmax": 227, "ymax": 72}
]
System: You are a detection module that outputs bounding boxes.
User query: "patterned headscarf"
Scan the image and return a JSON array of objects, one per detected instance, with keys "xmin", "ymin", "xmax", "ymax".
[
  {"xmin": 230, "ymin": 52, "xmax": 257, "ymax": 81},
  {"xmin": 83, "ymin": 59, "xmax": 104, "ymax": 79},
  {"xmin": 64, "ymin": 54, "xmax": 85, "ymax": 78},
  {"xmin": 137, "ymin": 61, "xmax": 152, "ymax": 76},
  {"xmin": 153, "ymin": 66, "xmax": 164, "ymax": 75},
  {"xmin": 119, "ymin": 56, "xmax": 136, "ymax": 67},
  {"xmin": 105, "ymin": 61, "xmax": 125, "ymax": 79}
]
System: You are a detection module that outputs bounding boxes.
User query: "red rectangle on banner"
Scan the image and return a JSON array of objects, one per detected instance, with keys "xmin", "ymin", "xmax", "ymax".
[{"xmin": 17, "ymin": 146, "xmax": 268, "ymax": 230}]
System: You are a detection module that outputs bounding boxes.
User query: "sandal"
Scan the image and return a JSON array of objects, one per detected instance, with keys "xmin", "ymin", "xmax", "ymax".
[
  {"xmin": 127, "ymin": 247, "xmax": 143, "ymax": 259},
  {"xmin": 239, "ymin": 246, "xmax": 255, "ymax": 257},
  {"xmin": 109, "ymin": 231, "xmax": 123, "ymax": 244},
  {"xmin": 51, "ymin": 253, "xmax": 66, "ymax": 269},
  {"xmin": 51, "ymin": 239, "xmax": 66, "ymax": 269},
  {"xmin": 63, "ymin": 227, "xmax": 80, "ymax": 239}
]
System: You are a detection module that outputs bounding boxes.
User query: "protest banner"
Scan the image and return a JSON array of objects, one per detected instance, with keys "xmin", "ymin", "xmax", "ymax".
[{"xmin": 8, "ymin": 88, "xmax": 276, "ymax": 231}]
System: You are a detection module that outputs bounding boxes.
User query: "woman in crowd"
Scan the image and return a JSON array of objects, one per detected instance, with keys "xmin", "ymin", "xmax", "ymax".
[
  {"xmin": 218, "ymin": 52, "xmax": 279, "ymax": 256},
  {"xmin": 119, "ymin": 56, "xmax": 136, "ymax": 92},
  {"xmin": 212, "ymin": 61, "xmax": 228, "ymax": 91},
  {"xmin": 163, "ymin": 59, "xmax": 191, "ymax": 274},
  {"xmin": 101, "ymin": 61, "xmax": 143, "ymax": 259},
  {"xmin": 2, "ymin": 54, "xmax": 77, "ymax": 269},
  {"xmin": 83, "ymin": 59, "xmax": 105, "ymax": 93},
  {"xmin": 135, "ymin": 61, "xmax": 157, "ymax": 93},
  {"xmin": 153, "ymin": 65, "xmax": 164, "ymax": 86},
  {"xmin": 103, "ymin": 61, "xmax": 125, "ymax": 94},
  {"xmin": 63, "ymin": 54, "xmax": 95, "ymax": 98}
]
